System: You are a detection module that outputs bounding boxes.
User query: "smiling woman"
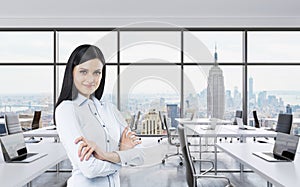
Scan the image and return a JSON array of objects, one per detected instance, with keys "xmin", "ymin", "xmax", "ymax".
[{"xmin": 54, "ymin": 44, "xmax": 144, "ymax": 187}]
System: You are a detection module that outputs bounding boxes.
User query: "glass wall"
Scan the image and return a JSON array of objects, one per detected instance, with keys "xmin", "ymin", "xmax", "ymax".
[{"xmin": 1, "ymin": 29, "xmax": 299, "ymax": 135}]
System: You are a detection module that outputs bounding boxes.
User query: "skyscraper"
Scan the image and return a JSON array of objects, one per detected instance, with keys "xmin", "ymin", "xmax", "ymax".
[
  {"xmin": 249, "ymin": 77, "xmax": 254, "ymax": 99},
  {"xmin": 286, "ymin": 104, "xmax": 292, "ymax": 114},
  {"xmin": 166, "ymin": 104, "xmax": 179, "ymax": 127},
  {"xmin": 207, "ymin": 45, "xmax": 225, "ymax": 119}
]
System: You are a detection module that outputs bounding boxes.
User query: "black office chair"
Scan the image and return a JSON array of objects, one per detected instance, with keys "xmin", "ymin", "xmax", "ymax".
[
  {"xmin": 275, "ymin": 113, "xmax": 293, "ymax": 134},
  {"xmin": 26, "ymin": 111, "xmax": 42, "ymax": 143},
  {"xmin": 158, "ymin": 111, "xmax": 183, "ymax": 166},
  {"xmin": 31, "ymin": 111, "xmax": 41, "ymax": 130},
  {"xmin": 253, "ymin": 111, "xmax": 260, "ymax": 128},
  {"xmin": 178, "ymin": 124, "xmax": 234, "ymax": 187}
]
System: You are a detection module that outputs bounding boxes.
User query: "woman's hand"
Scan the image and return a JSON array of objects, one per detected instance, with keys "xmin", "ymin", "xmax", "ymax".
[
  {"xmin": 120, "ymin": 126, "xmax": 142, "ymax": 151},
  {"xmin": 74, "ymin": 136, "xmax": 105, "ymax": 161}
]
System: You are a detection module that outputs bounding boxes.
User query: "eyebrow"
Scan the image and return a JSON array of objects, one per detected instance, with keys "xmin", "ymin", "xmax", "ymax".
[{"xmin": 78, "ymin": 68, "xmax": 101, "ymax": 71}]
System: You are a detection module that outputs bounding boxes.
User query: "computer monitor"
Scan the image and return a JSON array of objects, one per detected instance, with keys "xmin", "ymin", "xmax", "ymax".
[{"xmin": 0, "ymin": 117, "xmax": 8, "ymax": 136}]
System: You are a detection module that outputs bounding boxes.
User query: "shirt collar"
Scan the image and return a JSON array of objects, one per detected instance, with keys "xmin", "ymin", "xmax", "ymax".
[{"xmin": 74, "ymin": 93, "xmax": 94, "ymax": 106}]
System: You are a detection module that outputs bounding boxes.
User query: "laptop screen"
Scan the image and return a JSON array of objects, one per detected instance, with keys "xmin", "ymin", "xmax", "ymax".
[
  {"xmin": 273, "ymin": 133, "xmax": 299, "ymax": 160},
  {"xmin": 0, "ymin": 117, "xmax": 8, "ymax": 136},
  {"xmin": 0, "ymin": 133, "xmax": 26, "ymax": 159}
]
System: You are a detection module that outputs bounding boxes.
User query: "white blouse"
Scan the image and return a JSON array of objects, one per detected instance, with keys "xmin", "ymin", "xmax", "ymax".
[{"xmin": 55, "ymin": 94, "xmax": 144, "ymax": 187}]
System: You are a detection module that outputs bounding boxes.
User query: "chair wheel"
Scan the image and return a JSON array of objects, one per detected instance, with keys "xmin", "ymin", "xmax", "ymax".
[{"xmin": 179, "ymin": 162, "xmax": 183, "ymax": 166}]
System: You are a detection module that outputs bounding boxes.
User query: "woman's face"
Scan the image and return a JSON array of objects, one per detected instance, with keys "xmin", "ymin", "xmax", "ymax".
[{"xmin": 73, "ymin": 58, "xmax": 104, "ymax": 98}]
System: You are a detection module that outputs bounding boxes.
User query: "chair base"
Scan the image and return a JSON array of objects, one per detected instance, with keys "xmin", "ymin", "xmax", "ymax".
[{"xmin": 162, "ymin": 152, "xmax": 183, "ymax": 166}]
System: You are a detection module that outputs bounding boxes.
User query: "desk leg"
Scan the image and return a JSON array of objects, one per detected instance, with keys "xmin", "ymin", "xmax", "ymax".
[
  {"xmin": 214, "ymin": 137, "xmax": 217, "ymax": 175},
  {"xmin": 267, "ymin": 181, "xmax": 273, "ymax": 187},
  {"xmin": 199, "ymin": 137, "xmax": 202, "ymax": 173},
  {"xmin": 56, "ymin": 162, "xmax": 60, "ymax": 174},
  {"xmin": 240, "ymin": 163, "xmax": 244, "ymax": 181},
  {"xmin": 27, "ymin": 181, "xmax": 32, "ymax": 187}
]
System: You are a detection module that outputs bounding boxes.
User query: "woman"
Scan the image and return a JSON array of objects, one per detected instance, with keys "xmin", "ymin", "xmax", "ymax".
[{"xmin": 55, "ymin": 44, "xmax": 144, "ymax": 187}]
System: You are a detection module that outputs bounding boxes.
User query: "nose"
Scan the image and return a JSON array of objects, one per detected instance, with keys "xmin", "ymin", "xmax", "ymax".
[{"xmin": 86, "ymin": 73, "xmax": 94, "ymax": 83}]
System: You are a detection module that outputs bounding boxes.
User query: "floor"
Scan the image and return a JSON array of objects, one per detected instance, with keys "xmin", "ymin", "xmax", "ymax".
[{"xmin": 25, "ymin": 137, "xmax": 269, "ymax": 187}]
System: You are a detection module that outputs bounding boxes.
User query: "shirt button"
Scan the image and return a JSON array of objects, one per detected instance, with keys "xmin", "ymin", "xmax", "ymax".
[
  {"xmin": 103, "ymin": 125, "xmax": 105, "ymax": 127},
  {"xmin": 107, "ymin": 140, "xmax": 110, "ymax": 143},
  {"xmin": 94, "ymin": 113, "xmax": 97, "ymax": 115},
  {"xmin": 125, "ymin": 162, "xmax": 127, "ymax": 165}
]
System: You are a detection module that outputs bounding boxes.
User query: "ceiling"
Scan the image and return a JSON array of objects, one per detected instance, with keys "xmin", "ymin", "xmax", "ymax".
[{"xmin": 1, "ymin": 0, "xmax": 300, "ymax": 27}]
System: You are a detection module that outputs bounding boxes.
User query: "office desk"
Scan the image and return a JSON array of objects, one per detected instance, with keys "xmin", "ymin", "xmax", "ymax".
[
  {"xmin": 0, "ymin": 143, "xmax": 67, "ymax": 187},
  {"xmin": 186, "ymin": 125, "xmax": 277, "ymax": 140},
  {"xmin": 23, "ymin": 126, "xmax": 59, "ymax": 142},
  {"xmin": 216, "ymin": 143, "xmax": 300, "ymax": 187},
  {"xmin": 175, "ymin": 118, "xmax": 232, "ymax": 125},
  {"xmin": 185, "ymin": 125, "xmax": 277, "ymax": 174}
]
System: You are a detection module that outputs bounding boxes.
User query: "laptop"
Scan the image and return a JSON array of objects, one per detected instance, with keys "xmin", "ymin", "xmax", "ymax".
[
  {"xmin": 0, "ymin": 133, "xmax": 47, "ymax": 163},
  {"xmin": 236, "ymin": 118, "xmax": 254, "ymax": 130},
  {"xmin": 0, "ymin": 117, "xmax": 8, "ymax": 136},
  {"xmin": 253, "ymin": 133, "xmax": 299, "ymax": 162}
]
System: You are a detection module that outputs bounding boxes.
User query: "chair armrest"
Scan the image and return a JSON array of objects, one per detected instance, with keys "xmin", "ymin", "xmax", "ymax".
[{"xmin": 193, "ymin": 159, "xmax": 214, "ymax": 174}]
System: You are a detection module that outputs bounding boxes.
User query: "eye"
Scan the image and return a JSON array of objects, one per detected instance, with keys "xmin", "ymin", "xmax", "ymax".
[
  {"xmin": 94, "ymin": 71, "xmax": 101, "ymax": 76},
  {"xmin": 79, "ymin": 70, "xmax": 88, "ymax": 75}
]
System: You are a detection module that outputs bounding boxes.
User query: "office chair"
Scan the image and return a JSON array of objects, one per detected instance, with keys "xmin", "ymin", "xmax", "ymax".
[
  {"xmin": 130, "ymin": 111, "xmax": 141, "ymax": 131},
  {"xmin": 232, "ymin": 110, "xmax": 242, "ymax": 125},
  {"xmin": 253, "ymin": 111, "xmax": 260, "ymax": 128},
  {"xmin": 26, "ymin": 111, "xmax": 42, "ymax": 143},
  {"xmin": 5, "ymin": 112, "xmax": 41, "ymax": 143},
  {"xmin": 129, "ymin": 114, "xmax": 136, "ymax": 130},
  {"xmin": 178, "ymin": 124, "xmax": 234, "ymax": 187},
  {"xmin": 22, "ymin": 111, "xmax": 42, "ymax": 131},
  {"xmin": 158, "ymin": 111, "xmax": 183, "ymax": 166},
  {"xmin": 5, "ymin": 112, "xmax": 23, "ymax": 134},
  {"xmin": 275, "ymin": 113, "xmax": 293, "ymax": 134},
  {"xmin": 31, "ymin": 111, "xmax": 41, "ymax": 130},
  {"xmin": 220, "ymin": 110, "xmax": 242, "ymax": 143}
]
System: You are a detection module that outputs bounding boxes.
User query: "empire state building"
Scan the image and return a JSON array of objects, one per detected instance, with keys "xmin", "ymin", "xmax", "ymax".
[{"xmin": 207, "ymin": 45, "xmax": 225, "ymax": 119}]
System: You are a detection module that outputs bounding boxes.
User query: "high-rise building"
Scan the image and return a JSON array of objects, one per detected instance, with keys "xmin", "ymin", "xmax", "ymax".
[
  {"xmin": 141, "ymin": 109, "xmax": 163, "ymax": 135},
  {"xmin": 166, "ymin": 104, "xmax": 179, "ymax": 127},
  {"xmin": 286, "ymin": 104, "xmax": 292, "ymax": 114},
  {"xmin": 207, "ymin": 45, "xmax": 225, "ymax": 119},
  {"xmin": 249, "ymin": 77, "xmax": 255, "ymax": 100}
]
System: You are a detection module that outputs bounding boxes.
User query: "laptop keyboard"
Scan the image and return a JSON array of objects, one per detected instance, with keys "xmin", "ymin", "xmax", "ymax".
[{"xmin": 264, "ymin": 152, "xmax": 286, "ymax": 160}]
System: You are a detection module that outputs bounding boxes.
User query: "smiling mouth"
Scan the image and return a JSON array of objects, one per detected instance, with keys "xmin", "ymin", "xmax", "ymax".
[{"xmin": 83, "ymin": 84, "xmax": 95, "ymax": 88}]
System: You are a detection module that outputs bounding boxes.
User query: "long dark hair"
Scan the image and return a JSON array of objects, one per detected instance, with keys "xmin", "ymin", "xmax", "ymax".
[{"xmin": 55, "ymin": 44, "xmax": 106, "ymax": 109}]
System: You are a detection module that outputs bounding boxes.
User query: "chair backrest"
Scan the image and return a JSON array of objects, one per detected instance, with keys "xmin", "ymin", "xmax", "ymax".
[
  {"xmin": 178, "ymin": 124, "xmax": 195, "ymax": 187},
  {"xmin": 130, "ymin": 114, "xmax": 136, "ymax": 130},
  {"xmin": 158, "ymin": 111, "xmax": 173, "ymax": 143},
  {"xmin": 276, "ymin": 113, "xmax": 293, "ymax": 134},
  {"xmin": 233, "ymin": 110, "xmax": 242, "ymax": 125},
  {"xmin": 253, "ymin": 110, "xmax": 260, "ymax": 128},
  {"xmin": 5, "ymin": 113, "xmax": 22, "ymax": 134},
  {"xmin": 31, "ymin": 111, "xmax": 41, "ymax": 130},
  {"xmin": 134, "ymin": 111, "xmax": 141, "ymax": 131}
]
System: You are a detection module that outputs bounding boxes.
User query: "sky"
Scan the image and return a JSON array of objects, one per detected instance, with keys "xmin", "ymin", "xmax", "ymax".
[{"xmin": 0, "ymin": 31, "xmax": 299, "ymax": 95}]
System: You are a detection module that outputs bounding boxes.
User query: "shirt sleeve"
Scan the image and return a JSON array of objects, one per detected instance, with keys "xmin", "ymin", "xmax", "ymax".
[
  {"xmin": 55, "ymin": 102, "xmax": 121, "ymax": 179},
  {"xmin": 107, "ymin": 103, "xmax": 145, "ymax": 166}
]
